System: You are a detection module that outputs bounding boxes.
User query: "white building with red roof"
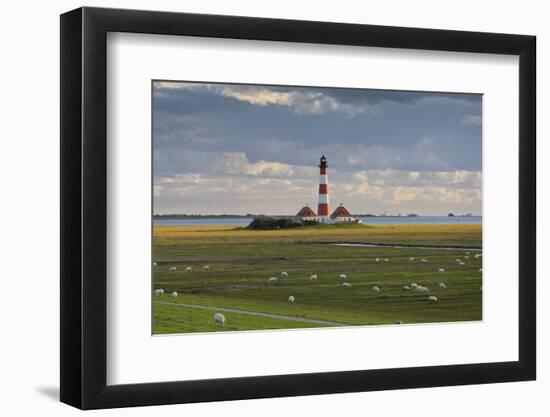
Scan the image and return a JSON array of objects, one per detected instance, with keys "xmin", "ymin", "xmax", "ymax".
[
  {"xmin": 330, "ymin": 203, "xmax": 356, "ymax": 223},
  {"xmin": 296, "ymin": 205, "xmax": 317, "ymax": 221}
]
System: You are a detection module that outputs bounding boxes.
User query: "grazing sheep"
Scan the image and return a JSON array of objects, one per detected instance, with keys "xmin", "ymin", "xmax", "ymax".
[
  {"xmin": 375, "ymin": 258, "xmax": 380, "ymax": 262},
  {"xmin": 214, "ymin": 313, "xmax": 225, "ymax": 327},
  {"xmin": 464, "ymin": 255, "xmax": 470, "ymax": 260},
  {"xmin": 428, "ymin": 295, "xmax": 439, "ymax": 303},
  {"xmin": 153, "ymin": 262, "xmax": 157, "ymax": 267},
  {"xmin": 438, "ymin": 282, "xmax": 447, "ymax": 289},
  {"xmin": 185, "ymin": 266, "xmax": 192, "ymax": 272},
  {"xmin": 455, "ymin": 259, "xmax": 461, "ymax": 263},
  {"xmin": 153, "ymin": 289, "xmax": 164, "ymax": 296},
  {"xmin": 268, "ymin": 276, "xmax": 279, "ymax": 284},
  {"xmin": 415, "ymin": 285, "xmax": 430, "ymax": 292},
  {"xmin": 281, "ymin": 271, "xmax": 289, "ymax": 277},
  {"xmin": 421, "ymin": 258, "xmax": 428, "ymax": 263},
  {"xmin": 384, "ymin": 258, "xmax": 390, "ymax": 262},
  {"xmin": 458, "ymin": 261, "xmax": 466, "ymax": 266},
  {"xmin": 395, "ymin": 320, "xmax": 403, "ymax": 324},
  {"xmin": 479, "ymin": 268, "xmax": 483, "ymax": 272},
  {"xmin": 403, "ymin": 285, "xmax": 411, "ymax": 291},
  {"xmin": 288, "ymin": 295, "xmax": 295, "ymax": 303},
  {"xmin": 466, "ymin": 251, "xmax": 471, "ymax": 255},
  {"xmin": 171, "ymin": 291, "xmax": 178, "ymax": 298},
  {"xmin": 310, "ymin": 274, "xmax": 318, "ymax": 281},
  {"xmin": 410, "ymin": 282, "xmax": 418, "ymax": 289},
  {"xmin": 438, "ymin": 268, "xmax": 445, "ymax": 273},
  {"xmin": 372, "ymin": 286, "xmax": 381, "ymax": 294},
  {"xmin": 341, "ymin": 282, "xmax": 352, "ymax": 288},
  {"xmin": 475, "ymin": 254, "xmax": 482, "ymax": 259},
  {"xmin": 408, "ymin": 257, "xmax": 415, "ymax": 262},
  {"xmin": 203, "ymin": 265, "xmax": 210, "ymax": 270},
  {"xmin": 168, "ymin": 266, "xmax": 177, "ymax": 272},
  {"xmin": 339, "ymin": 274, "xmax": 348, "ymax": 280}
]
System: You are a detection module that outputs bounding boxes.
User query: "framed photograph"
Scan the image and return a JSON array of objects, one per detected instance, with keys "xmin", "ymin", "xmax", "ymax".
[{"xmin": 60, "ymin": 7, "xmax": 536, "ymax": 409}]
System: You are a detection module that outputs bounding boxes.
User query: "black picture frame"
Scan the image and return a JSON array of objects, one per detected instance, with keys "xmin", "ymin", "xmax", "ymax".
[{"xmin": 60, "ymin": 6, "xmax": 536, "ymax": 410}]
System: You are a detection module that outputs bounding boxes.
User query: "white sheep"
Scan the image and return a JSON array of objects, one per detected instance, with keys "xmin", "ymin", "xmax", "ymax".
[
  {"xmin": 465, "ymin": 251, "xmax": 471, "ymax": 255},
  {"xmin": 458, "ymin": 261, "xmax": 466, "ymax": 266},
  {"xmin": 153, "ymin": 262, "xmax": 157, "ymax": 267},
  {"xmin": 403, "ymin": 285, "xmax": 411, "ymax": 291},
  {"xmin": 168, "ymin": 266, "xmax": 176, "ymax": 272},
  {"xmin": 410, "ymin": 282, "xmax": 418, "ymax": 289},
  {"xmin": 214, "ymin": 313, "xmax": 225, "ymax": 327},
  {"xmin": 372, "ymin": 286, "xmax": 381, "ymax": 294},
  {"xmin": 421, "ymin": 258, "xmax": 428, "ymax": 263},
  {"xmin": 428, "ymin": 295, "xmax": 439, "ymax": 303},
  {"xmin": 288, "ymin": 295, "xmax": 295, "ymax": 303},
  {"xmin": 153, "ymin": 288, "xmax": 164, "ymax": 296},
  {"xmin": 185, "ymin": 266, "xmax": 192, "ymax": 272},
  {"xmin": 203, "ymin": 265, "xmax": 210, "ymax": 270},
  {"xmin": 455, "ymin": 259, "xmax": 461, "ymax": 263},
  {"xmin": 281, "ymin": 271, "xmax": 289, "ymax": 277},
  {"xmin": 171, "ymin": 291, "xmax": 178, "ymax": 298},
  {"xmin": 408, "ymin": 257, "xmax": 415, "ymax": 262},
  {"xmin": 438, "ymin": 282, "xmax": 447, "ymax": 289},
  {"xmin": 268, "ymin": 276, "xmax": 279, "ymax": 284},
  {"xmin": 339, "ymin": 274, "xmax": 348, "ymax": 280},
  {"xmin": 341, "ymin": 282, "xmax": 352, "ymax": 288},
  {"xmin": 438, "ymin": 268, "xmax": 445, "ymax": 273},
  {"xmin": 375, "ymin": 258, "xmax": 380, "ymax": 262},
  {"xmin": 415, "ymin": 285, "xmax": 430, "ymax": 292},
  {"xmin": 479, "ymin": 268, "xmax": 483, "ymax": 272},
  {"xmin": 475, "ymin": 254, "xmax": 482, "ymax": 259},
  {"xmin": 309, "ymin": 274, "xmax": 318, "ymax": 281},
  {"xmin": 384, "ymin": 258, "xmax": 390, "ymax": 262},
  {"xmin": 464, "ymin": 255, "xmax": 470, "ymax": 260}
]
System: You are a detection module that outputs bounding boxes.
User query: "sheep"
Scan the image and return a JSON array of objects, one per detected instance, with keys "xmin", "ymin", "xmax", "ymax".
[
  {"xmin": 415, "ymin": 285, "xmax": 430, "ymax": 292},
  {"xmin": 403, "ymin": 285, "xmax": 411, "ymax": 291},
  {"xmin": 465, "ymin": 251, "xmax": 471, "ymax": 255},
  {"xmin": 288, "ymin": 295, "xmax": 295, "ymax": 303},
  {"xmin": 438, "ymin": 268, "xmax": 445, "ymax": 273},
  {"xmin": 410, "ymin": 282, "xmax": 418, "ymax": 289},
  {"xmin": 464, "ymin": 255, "xmax": 470, "ymax": 260},
  {"xmin": 455, "ymin": 259, "xmax": 461, "ymax": 263},
  {"xmin": 384, "ymin": 258, "xmax": 390, "ymax": 262},
  {"xmin": 341, "ymin": 282, "xmax": 352, "ymax": 288},
  {"xmin": 153, "ymin": 262, "xmax": 157, "ymax": 267},
  {"xmin": 185, "ymin": 266, "xmax": 192, "ymax": 272},
  {"xmin": 438, "ymin": 282, "xmax": 447, "ymax": 289},
  {"xmin": 339, "ymin": 274, "xmax": 348, "ymax": 280},
  {"xmin": 281, "ymin": 271, "xmax": 289, "ymax": 277},
  {"xmin": 203, "ymin": 265, "xmax": 210, "ymax": 270},
  {"xmin": 309, "ymin": 274, "xmax": 318, "ymax": 281},
  {"xmin": 214, "ymin": 313, "xmax": 225, "ymax": 327},
  {"xmin": 421, "ymin": 258, "xmax": 428, "ymax": 263},
  {"xmin": 153, "ymin": 288, "xmax": 164, "ymax": 296},
  {"xmin": 479, "ymin": 268, "xmax": 483, "ymax": 272},
  {"xmin": 408, "ymin": 257, "xmax": 415, "ymax": 262},
  {"xmin": 171, "ymin": 291, "xmax": 178, "ymax": 298},
  {"xmin": 375, "ymin": 258, "xmax": 380, "ymax": 262},
  {"xmin": 458, "ymin": 261, "xmax": 466, "ymax": 266},
  {"xmin": 372, "ymin": 286, "xmax": 381, "ymax": 294},
  {"xmin": 428, "ymin": 295, "xmax": 439, "ymax": 303},
  {"xmin": 168, "ymin": 266, "xmax": 177, "ymax": 272},
  {"xmin": 268, "ymin": 276, "xmax": 279, "ymax": 284},
  {"xmin": 475, "ymin": 254, "xmax": 482, "ymax": 259}
]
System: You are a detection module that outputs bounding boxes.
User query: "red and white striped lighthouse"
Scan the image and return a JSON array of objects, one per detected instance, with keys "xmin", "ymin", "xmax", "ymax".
[{"xmin": 317, "ymin": 155, "xmax": 330, "ymax": 223}]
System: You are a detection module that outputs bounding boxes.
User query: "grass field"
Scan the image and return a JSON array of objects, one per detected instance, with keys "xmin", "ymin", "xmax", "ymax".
[{"xmin": 152, "ymin": 223, "xmax": 482, "ymax": 334}]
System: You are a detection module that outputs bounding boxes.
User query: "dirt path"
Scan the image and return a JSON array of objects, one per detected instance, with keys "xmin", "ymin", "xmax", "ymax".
[{"xmin": 154, "ymin": 301, "xmax": 347, "ymax": 326}]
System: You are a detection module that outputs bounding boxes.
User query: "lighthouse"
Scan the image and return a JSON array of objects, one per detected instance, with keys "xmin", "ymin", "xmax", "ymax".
[{"xmin": 317, "ymin": 155, "xmax": 330, "ymax": 223}]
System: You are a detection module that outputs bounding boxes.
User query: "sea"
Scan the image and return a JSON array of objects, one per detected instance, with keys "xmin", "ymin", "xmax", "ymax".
[{"xmin": 153, "ymin": 216, "xmax": 482, "ymax": 227}]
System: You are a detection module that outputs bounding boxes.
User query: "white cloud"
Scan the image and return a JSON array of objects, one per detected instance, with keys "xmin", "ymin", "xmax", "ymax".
[{"xmin": 460, "ymin": 115, "xmax": 482, "ymax": 126}]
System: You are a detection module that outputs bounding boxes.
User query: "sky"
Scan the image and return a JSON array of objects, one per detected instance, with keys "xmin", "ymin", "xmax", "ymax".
[{"xmin": 153, "ymin": 81, "xmax": 482, "ymax": 216}]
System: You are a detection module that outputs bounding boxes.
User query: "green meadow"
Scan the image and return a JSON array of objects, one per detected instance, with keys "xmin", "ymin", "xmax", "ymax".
[{"xmin": 152, "ymin": 223, "xmax": 482, "ymax": 334}]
